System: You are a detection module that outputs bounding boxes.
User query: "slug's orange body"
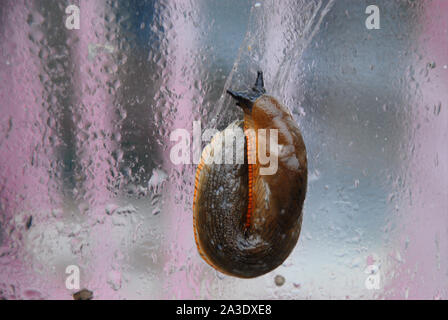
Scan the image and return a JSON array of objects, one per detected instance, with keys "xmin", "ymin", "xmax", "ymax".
[{"xmin": 193, "ymin": 72, "xmax": 307, "ymax": 278}]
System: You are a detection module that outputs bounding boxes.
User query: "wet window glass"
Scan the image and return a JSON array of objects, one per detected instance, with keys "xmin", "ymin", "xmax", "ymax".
[{"xmin": 0, "ymin": 0, "xmax": 447, "ymax": 299}]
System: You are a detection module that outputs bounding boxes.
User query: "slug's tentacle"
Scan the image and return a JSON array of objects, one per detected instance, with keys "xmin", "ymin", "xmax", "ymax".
[
  {"xmin": 253, "ymin": 70, "xmax": 266, "ymax": 94},
  {"xmin": 226, "ymin": 71, "xmax": 266, "ymax": 110}
]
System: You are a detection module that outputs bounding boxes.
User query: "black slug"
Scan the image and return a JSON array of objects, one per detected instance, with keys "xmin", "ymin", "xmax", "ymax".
[{"xmin": 193, "ymin": 71, "xmax": 307, "ymax": 278}]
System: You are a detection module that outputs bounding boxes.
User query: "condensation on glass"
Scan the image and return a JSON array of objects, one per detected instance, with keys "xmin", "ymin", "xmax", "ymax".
[{"xmin": 0, "ymin": 0, "xmax": 447, "ymax": 299}]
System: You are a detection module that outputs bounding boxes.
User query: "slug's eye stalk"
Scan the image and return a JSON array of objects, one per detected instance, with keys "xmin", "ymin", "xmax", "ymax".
[
  {"xmin": 253, "ymin": 70, "xmax": 266, "ymax": 94},
  {"xmin": 227, "ymin": 71, "xmax": 266, "ymax": 111}
]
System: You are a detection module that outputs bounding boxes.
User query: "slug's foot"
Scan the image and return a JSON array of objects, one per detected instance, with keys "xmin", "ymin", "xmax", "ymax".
[{"xmin": 227, "ymin": 71, "xmax": 266, "ymax": 111}]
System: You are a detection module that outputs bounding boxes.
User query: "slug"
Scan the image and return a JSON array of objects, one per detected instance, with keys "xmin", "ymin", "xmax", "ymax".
[{"xmin": 193, "ymin": 71, "xmax": 307, "ymax": 278}]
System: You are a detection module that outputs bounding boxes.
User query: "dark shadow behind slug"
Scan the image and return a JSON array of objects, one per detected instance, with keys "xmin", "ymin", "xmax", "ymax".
[{"xmin": 193, "ymin": 72, "xmax": 307, "ymax": 278}]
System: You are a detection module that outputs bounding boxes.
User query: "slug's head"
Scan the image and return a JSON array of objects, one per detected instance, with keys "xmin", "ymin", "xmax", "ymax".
[{"xmin": 227, "ymin": 71, "xmax": 266, "ymax": 114}]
